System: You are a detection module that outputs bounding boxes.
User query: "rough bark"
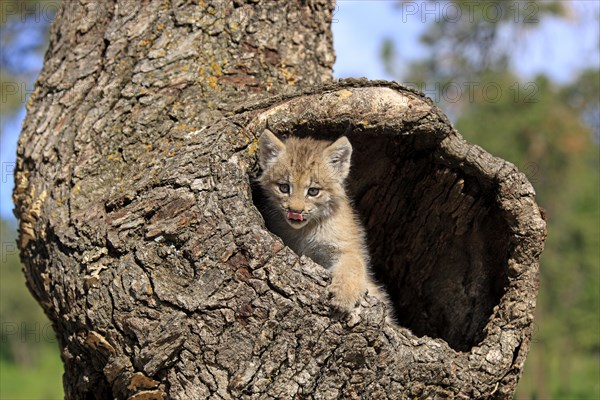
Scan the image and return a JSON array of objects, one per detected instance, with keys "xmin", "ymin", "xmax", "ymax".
[{"xmin": 13, "ymin": 1, "xmax": 546, "ymax": 399}]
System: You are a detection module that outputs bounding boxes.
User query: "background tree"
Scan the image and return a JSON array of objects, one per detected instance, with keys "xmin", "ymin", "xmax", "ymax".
[
  {"xmin": 0, "ymin": 1, "xmax": 63, "ymax": 397},
  {"xmin": 381, "ymin": 1, "xmax": 600, "ymax": 398}
]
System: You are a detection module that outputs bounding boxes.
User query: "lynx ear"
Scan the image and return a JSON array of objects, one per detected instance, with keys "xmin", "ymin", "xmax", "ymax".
[
  {"xmin": 259, "ymin": 129, "xmax": 286, "ymax": 169},
  {"xmin": 325, "ymin": 136, "xmax": 353, "ymax": 180}
]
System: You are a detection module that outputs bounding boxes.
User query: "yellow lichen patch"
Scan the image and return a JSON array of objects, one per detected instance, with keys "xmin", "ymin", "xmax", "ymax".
[
  {"xmin": 206, "ymin": 75, "xmax": 219, "ymax": 90},
  {"xmin": 106, "ymin": 153, "xmax": 122, "ymax": 161},
  {"xmin": 336, "ymin": 89, "xmax": 353, "ymax": 99},
  {"xmin": 247, "ymin": 140, "xmax": 259, "ymax": 154},
  {"xmin": 210, "ymin": 62, "xmax": 222, "ymax": 76},
  {"xmin": 196, "ymin": 56, "xmax": 224, "ymax": 91},
  {"xmin": 280, "ymin": 66, "xmax": 297, "ymax": 85},
  {"xmin": 226, "ymin": 130, "xmax": 252, "ymax": 148}
]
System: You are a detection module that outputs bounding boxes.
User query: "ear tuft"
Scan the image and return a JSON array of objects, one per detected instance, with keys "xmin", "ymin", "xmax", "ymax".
[
  {"xmin": 259, "ymin": 129, "xmax": 286, "ymax": 169},
  {"xmin": 325, "ymin": 136, "xmax": 353, "ymax": 180}
]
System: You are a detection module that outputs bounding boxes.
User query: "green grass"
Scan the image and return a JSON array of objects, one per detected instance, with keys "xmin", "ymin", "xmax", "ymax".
[
  {"xmin": 0, "ymin": 345, "xmax": 63, "ymax": 400},
  {"xmin": 516, "ymin": 340, "xmax": 600, "ymax": 400}
]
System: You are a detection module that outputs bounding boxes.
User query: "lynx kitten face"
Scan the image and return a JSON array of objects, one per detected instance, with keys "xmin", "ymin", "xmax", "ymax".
[{"xmin": 258, "ymin": 129, "xmax": 352, "ymax": 230}]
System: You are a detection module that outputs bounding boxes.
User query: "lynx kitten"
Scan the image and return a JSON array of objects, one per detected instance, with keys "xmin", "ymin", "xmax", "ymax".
[{"xmin": 258, "ymin": 129, "xmax": 389, "ymax": 313}]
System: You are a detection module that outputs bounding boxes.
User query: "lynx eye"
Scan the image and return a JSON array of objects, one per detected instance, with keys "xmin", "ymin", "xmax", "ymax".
[
  {"xmin": 278, "ymin": 183, "xmax": 290, "ymax": 194},
  {"xmin": 307, "ymin": 187, "xmax": 320, "ymax": 196}
]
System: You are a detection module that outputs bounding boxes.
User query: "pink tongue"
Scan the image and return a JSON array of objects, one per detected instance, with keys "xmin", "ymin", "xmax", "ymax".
[{"xmin": 287, "ymin": 211, "xmax": 304, "ymax": 221}]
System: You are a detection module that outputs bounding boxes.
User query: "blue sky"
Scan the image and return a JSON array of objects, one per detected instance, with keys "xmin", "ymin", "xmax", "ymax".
[
  {"xmin": 1, "ymin": 1, "xmax": 599, "ymax": 220},
  {"xmin": 332, "ymin": 0, "xmax": 599, "ymax": 82},
  {"xmin": 332, "ymin": 1, "xmax": 423, "ymax": 80}
]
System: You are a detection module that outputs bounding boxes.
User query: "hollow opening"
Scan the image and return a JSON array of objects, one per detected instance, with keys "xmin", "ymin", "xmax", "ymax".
[
  {"xmin": 251, "ymin": 125, "xmax": 510, "ymax": 352},
  {"xmin": 347, "ymin": 132, "xmax": 510, "ymax": 352}
]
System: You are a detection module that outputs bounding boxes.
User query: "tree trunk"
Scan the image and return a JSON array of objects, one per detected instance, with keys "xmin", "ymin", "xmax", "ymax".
[{"xmin": 13, "ymin": 1, "xmax": 546, "ymax": 399}]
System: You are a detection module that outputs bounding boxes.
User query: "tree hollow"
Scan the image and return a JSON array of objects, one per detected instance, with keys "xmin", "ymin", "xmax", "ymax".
[{"xmin": 247, "ymin": 83, "xmax": 540, "ymax": 353}]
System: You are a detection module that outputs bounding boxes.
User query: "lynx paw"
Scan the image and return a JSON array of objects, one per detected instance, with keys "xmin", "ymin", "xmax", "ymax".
[{"xmin": 328, "ymin": 276, "xmax": 366, "ymax": 312}]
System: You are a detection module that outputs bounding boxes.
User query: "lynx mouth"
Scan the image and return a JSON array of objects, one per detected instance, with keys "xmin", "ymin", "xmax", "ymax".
[
  {"xmin": 287, "ymin": 211, "xmax": 304, "ymax": 221},
  {"xmin": 285, "ymin": 211, "xmax": 308, "ymax": 228}
]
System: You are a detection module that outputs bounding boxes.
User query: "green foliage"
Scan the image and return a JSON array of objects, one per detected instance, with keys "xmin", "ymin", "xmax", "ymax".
[
  {"xmin": 1, "ymin": 4, "xmax": 63, "ymax": 398},
  {"xmin": 0, "ymin": 71, "xmax": 24, "ymax": 117},
  {"xmin": 0, "ymin": 345, "xmax": 63, "ymax": 400},
  {"xmin": 0, "ymin": 220, "xmax": 64, "ymax": 397},
  {"xmin": 0, "ymin": 0, "xmax": 54, "ymax": 125},
  {"xmin": 0, "ymin": 347, "xmax": 64, "ymax": 400}
]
